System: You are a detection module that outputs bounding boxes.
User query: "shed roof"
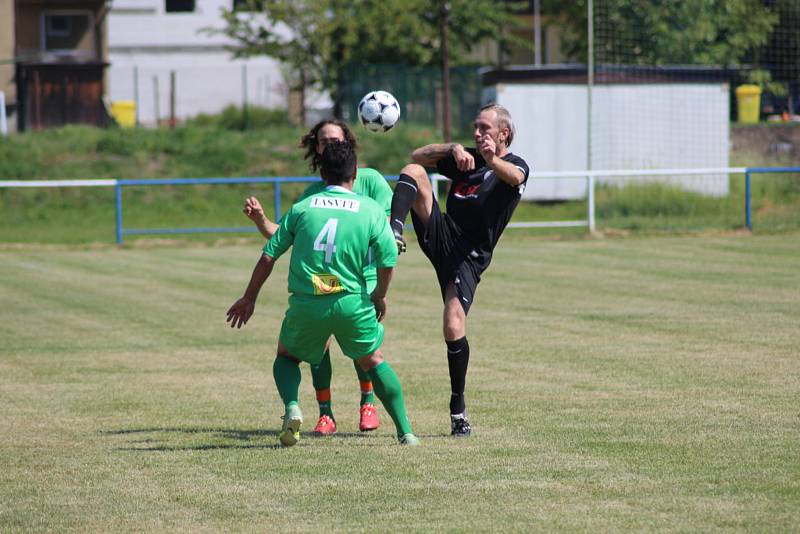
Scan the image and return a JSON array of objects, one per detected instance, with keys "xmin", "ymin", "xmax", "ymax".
[{"xmin": 481, "ymin": 64, "xmax": 736, "ymax": 85}]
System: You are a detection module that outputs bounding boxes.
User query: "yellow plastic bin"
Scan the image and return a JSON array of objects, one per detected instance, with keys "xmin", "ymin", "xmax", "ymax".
[
  {"xmin": 735, "ymin": 85, "xmax": 762, "ymax": 124},
  {"xmin": 111, "ymin": 100, "xmax": 137, "ymax": 128}
]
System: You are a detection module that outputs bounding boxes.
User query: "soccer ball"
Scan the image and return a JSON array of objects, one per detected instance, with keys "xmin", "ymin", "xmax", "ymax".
[{"xmin": 358, "ymin": 91, "xmax": 401, "ymax": 133}]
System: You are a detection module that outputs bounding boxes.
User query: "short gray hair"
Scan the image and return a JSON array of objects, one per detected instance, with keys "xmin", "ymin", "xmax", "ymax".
[{"xmin": 479, "ymin": 103, "xmax": 515, "ymax": 147}]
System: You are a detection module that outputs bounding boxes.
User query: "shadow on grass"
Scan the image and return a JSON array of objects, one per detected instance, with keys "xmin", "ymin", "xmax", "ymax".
[{"xmin": 100, "ymin": 427, "xmax": 376, "ymax": 452}]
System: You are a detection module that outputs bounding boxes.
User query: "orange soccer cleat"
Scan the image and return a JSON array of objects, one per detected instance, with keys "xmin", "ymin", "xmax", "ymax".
[
  {"xmin": 312, "ymin": 414, "xmax": 337, "ymax": 435},
  {"xmin": 358, "ymin": 403, "xmax": 380, "ymax": 432}
]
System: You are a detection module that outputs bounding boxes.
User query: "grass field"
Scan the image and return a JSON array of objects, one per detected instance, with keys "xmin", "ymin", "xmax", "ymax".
[
  {"xmin": 1, "ymin": 233, "xmax": 799, "ymax": 532},
  {"xmin": 2, "ymin": 123, "xmax": 800, "ymax": 245}
]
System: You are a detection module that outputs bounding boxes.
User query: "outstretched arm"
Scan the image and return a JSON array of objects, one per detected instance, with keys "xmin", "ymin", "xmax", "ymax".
[
  {"xmin": 226, "ymin": 253, "xmax": 276, "ymax": 328},
  {"xmin": 244, "ymin": 196, "xmax": 279, "ymax": 239},
  {"xmin": 411, "ymin": 143, "xmax": 474, "ymax": 171}
]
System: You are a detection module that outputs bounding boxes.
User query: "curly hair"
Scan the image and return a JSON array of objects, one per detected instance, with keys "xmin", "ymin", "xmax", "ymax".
[{"xmin": 299, "ymin": 120, "xmax": 359, "ymax": 172}]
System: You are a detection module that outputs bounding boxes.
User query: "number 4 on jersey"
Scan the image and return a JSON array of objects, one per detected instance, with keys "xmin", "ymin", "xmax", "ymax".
[{"xmin": 313, "ymin": 218, "xmax": 338, "ymax": 263}]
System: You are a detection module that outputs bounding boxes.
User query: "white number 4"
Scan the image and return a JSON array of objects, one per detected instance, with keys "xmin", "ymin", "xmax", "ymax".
[{"xmin": 313, "ymin": 218, "xmax": 338, "ymax": 263}]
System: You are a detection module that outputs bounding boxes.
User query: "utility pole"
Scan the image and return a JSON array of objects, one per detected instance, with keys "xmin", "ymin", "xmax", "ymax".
[
  {"xmin": 534, "ymin": 0, "xmax": 542, "ymax": 66},
  {"xmin": 440, "ymin": 1, "xmax": 451, "ymax": 143}
]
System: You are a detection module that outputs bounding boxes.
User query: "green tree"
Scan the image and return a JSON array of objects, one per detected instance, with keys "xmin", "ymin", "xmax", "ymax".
[
  {"xmin": 763, "ymin": 0, "xmax": 800, "ymax": 101},
  {"xmin": 206, "ymin": 0, "xmax": 529, "ymax": 120},
  {"xmin": 545, "ymin": 0, "xmax": 777, "ymax": 65}
]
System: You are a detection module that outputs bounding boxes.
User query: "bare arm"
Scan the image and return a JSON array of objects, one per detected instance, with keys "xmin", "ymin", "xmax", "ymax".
[
  {"xmin": 244, "ymin": 196, "xmax": 279, "ymax": 239},
  {"xmin": 411, "ymin": 143, "xmax": 474, "ymax": 171},
  {"xmin": 370, "ymin": 267, "xmax": 394, "ymax": 322},
  {"xmin": 486, "ymin": 157, "xmax": 526, "ymax": 187},
  {"xmin": 478, "ymin": 136, "xmax": 526, "ymax": 187},
  {"xmin": 226, "ymin": 253, "xmax": 276, "ymax": 328}
]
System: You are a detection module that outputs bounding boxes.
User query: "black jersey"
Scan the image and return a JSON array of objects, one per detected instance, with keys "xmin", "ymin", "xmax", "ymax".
[{"xmin": 437, "ymin": 147, "xmax": 530, "ymax": 256}]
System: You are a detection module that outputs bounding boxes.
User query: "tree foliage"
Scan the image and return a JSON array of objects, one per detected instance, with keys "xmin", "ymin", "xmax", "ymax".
[
  {"xmin": 206, "ymin": 0, "xmax": 530, "ymax": 115},
  {"xmin": 545, "ymin": 0, "xmax": 778, "ymax": 66},
  {"xmin": 763, "ymin": 0, "xmax": 800, "ymax": 86}
]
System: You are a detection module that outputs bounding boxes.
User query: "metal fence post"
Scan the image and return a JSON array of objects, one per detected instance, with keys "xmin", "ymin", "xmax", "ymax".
[
  {"xmin": 115, "ymin": 181, "xmax": 124, "ymax": 244},
  {"xmin": 745, "ymin": 170, "xmax": 752, "ymax": 231},
  {"xmin": 133, "ymin": 66, "xmax": 139, "ymax": 127},
  {"xmin": 587, "ymin": 174, "xmax": 596, "ymax": 232}
]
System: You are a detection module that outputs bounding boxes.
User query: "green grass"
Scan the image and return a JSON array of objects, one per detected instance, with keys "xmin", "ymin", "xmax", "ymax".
[
  {"xmin": 1, "ymin": 234, "xmax": 799, "ymax": 531},
  {"xmin": 2, "ymin": 123, "xmax": 800, "ymax": 244}
]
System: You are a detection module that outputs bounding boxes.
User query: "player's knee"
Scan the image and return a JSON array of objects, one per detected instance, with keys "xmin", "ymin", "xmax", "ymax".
[
  {"xmin": 356, "ymin": 351, "xmax": 384, "ymax": 371},
  {"xmin": 443, "ymin": 312, "xmax": 465, "ymax": 340},
  {"xmin": 276, "ymin": 343, "xmax": 301, "ymax": 363},
  {"xmin": 444, "ymin": 325, "xmax": 464, "ymax": 341},
  {"xmin": 400, "ymin": 163, "xmax": 429, "ymax": 187}
]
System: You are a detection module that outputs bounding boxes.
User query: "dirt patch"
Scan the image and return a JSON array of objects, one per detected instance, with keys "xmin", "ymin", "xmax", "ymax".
[{"xmin": 731, "ymin": 124, "xmax": 800, "ymax": 166}]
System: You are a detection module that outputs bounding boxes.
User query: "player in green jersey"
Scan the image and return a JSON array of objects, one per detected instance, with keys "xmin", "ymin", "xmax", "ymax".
[
  {"xmin": 227, "ymin": 141, "xmax": 419, "ymax": 447},
  {"xmin": 243, "ymin": 120, "xmax": 392, "ymax": 436}
]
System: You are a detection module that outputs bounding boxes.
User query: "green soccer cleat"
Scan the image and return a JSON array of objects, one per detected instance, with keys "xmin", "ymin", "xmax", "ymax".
[
  {"xmin": 398, "ymin": 433, "xmax": 421, "ymax": 446},
  {"xmin": 279, "ymin": 404, "xmax": 303, "ymax": 447}
]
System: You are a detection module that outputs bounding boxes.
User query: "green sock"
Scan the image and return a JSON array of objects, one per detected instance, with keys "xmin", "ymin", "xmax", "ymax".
[
  {"xmin": 353, "ymin": 360, "xmax": 375, "ymax": 405},
  {"xmin": 367, "ymin": 361, "xmax": 413, "ymax": 437},
  {"xmin": 311, "ymin": 349, "xmax": 334, "ymax": 417},
  {"xmin": 272, "ymin": 356, "xmax": 301, "ymax": 408}
]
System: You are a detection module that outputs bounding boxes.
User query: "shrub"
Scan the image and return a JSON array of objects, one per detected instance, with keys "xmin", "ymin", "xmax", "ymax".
[{"xmin": 186, "ymin": 105, "xmax": 290, "ymax": 130}]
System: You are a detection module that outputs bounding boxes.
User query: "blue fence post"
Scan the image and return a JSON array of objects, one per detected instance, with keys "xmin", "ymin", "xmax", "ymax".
[
  {"xmin": 115, "ymin": 181, "xmax": 124, "ymax": 245},
  {"xmin": 745, "ymin": 170, "xmax": 752, "ymax": 232},
  {"xmin": 274, "ymin": 182, "xmax": 281, "ymax": 221}
]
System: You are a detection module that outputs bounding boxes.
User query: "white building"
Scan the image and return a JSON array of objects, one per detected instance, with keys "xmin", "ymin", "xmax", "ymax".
[
  {"xmin": 484, "ymin": 66, "xmax": 731, "ymax": 200},
  {"xmin": 108, "ymin": 0, "xmax": 298, "ymax": 125}
]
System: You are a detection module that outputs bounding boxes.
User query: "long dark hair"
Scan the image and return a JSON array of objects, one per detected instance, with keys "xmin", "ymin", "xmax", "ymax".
[{"xmin": 299, "ymin": 120, "xmax": 359, "ymax": 171}]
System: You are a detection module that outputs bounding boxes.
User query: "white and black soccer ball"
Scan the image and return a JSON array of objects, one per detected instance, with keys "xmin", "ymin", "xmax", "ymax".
[{"xmin": 358, "ymin": 90, "xmax": 401, "ymax": 133}]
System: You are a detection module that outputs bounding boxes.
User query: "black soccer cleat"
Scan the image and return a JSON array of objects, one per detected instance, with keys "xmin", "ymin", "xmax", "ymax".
[
  {"xmin": 450, "ymin": 414, "xmax": 472, "ymax": 437},
  {"xmin": 393, "ymin": 228, "xmax": 407, "ymax": 254}
]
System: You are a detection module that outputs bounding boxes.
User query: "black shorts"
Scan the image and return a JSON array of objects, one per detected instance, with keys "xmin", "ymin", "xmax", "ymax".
[{"xmin": 411, "ymin": 201, "xmax": 490, "ymax": 315}]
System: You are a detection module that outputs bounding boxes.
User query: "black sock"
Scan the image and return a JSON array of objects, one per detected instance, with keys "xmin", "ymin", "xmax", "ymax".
[
  {"xmin": 390, "ymin": 173, "xmax": 418, "ymax": 234},
  {"xmin": 446, "ymin": 336, "xmax": 470, "ymax": 415}
]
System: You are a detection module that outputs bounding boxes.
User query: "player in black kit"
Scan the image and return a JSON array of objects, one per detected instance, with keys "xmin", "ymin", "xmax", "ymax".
[{"xmin": 389, "ymin": 103, "xmax": 530, "ymax": 437}]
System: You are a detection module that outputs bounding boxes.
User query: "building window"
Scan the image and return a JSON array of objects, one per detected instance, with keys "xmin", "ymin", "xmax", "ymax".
[
  {"xmin": 166, "ymin": 0, "xmax": 195, "ymax": 13},
  {"xmin": 42, "ymin": 12, "xmax": 93, "ymax": 56},
  {"xmin": 233, "ymin": 0, "xmax": 264, "ymax": 11},
  {"xmin": 46, "ymin": 15, "xmax": 71, "ymax": 37}
]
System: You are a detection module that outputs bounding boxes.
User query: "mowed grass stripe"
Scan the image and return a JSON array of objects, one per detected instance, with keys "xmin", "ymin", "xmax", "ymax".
[{"xmin": 1, "ymin": 233, "xmax": 799, "ymax": 532}]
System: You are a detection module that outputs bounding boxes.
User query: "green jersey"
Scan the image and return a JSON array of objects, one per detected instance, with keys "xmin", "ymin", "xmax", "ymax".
[
  {"xmin": 298, "ymin": 168, "xmax": 392, "ymax": 216},
  {"xmin": 294, "ymin": 167, "xmax": 391, "ymax": 286},
  {"xmin": 264, "ymin": 185, "xmax": 398, "ymax": 297}
]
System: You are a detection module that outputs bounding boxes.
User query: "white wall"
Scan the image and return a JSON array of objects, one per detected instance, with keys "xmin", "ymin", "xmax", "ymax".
[
  {"xmin": 109, "ymin": 0, "xmax": 267, "ymax": 48},
  {"xmin": 107, "ymin": 0, "xmax": 294, "ymax": 124},
  {"xmin": 495, "ymin": 82, "xmax": 730, "ymax": 200},
  {"xmin": 109, "ymin": 52, "xmax": 286, "ymax": 124}
]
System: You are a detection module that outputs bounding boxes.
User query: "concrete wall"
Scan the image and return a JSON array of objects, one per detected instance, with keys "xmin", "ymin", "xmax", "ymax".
[
  {"xmin": 107, "ymin": 0, "xmax": 293, "ymax": 124},
  {"xmin": 494, "ymin": 82, "xmax": 730, "ymax": 200},
  {"xmin": 109, "ymin": 51, "xmax": 288, "ymax": 125}
]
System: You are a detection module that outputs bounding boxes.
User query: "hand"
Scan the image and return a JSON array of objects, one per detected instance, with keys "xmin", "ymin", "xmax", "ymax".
[
  {"xmin": 371, "ymin": 293, "xmax": 387, "ymax": 322},
  {"xmin": 478, "ymin": 135, "xmax": 496, "ymax": 163},
  {"xmin": 226, "ymin": 296, "xmax": 255, "ymax": 329},
  {"xmin": 243, "ymin": 196, "xmax": 266, "ymax": 223},
  {"xmin": 452, "ymin": 144, "xmax": 475, "ymax": 172}
]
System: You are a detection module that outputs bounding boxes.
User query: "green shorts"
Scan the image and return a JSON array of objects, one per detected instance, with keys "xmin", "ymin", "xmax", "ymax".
[{"xmin": 279, "ymin": 292, "xmax": 384, "ymax": 365}]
